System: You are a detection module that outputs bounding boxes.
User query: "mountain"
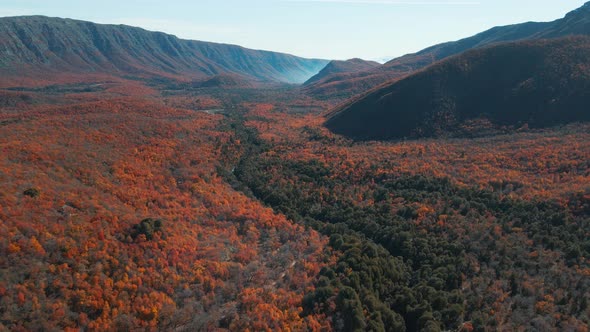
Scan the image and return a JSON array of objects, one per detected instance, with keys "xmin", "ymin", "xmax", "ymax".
[
  {"xmin": 325, "ymin": 36, "xmax": 590, "ymax": 140},
  {"xmin": 0, "ymin": 16, "xmax": 328, "ymax": 85},
  {"xmin": 372, "ymin": 56, "xmax": 395, "ymax": 64},
  {"xmin": 308, "ymin": 1, "xmax": 590, "ymax": 99},
  {"xmin": 193, "ymin": 73, "xmax": 255, "ymax": 88},
  {"xmin": 381, "ymin": 1, "xmax": 590, "ymax": 73},
  {"xmin": 303, "ymin": 58, "xmax": 380, "ymax": 86}
]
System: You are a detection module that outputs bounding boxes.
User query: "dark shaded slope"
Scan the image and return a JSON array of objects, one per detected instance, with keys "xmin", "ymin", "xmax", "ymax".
[
  {"xmin": 308, "ymin": 1, "xmax": 590, "ymax": 99},
  {"xmin": 0, "ymin": 16, "xmax": 328, "ymax": 84},
  {"xmin": 326, "ymin": 37, "xmax": 590, "ymax": 140}
]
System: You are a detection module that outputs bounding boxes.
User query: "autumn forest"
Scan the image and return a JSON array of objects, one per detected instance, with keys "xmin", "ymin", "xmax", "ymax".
[{"xmin": 1, "ymin": 3, "xmax": 590, "ymax": 332}]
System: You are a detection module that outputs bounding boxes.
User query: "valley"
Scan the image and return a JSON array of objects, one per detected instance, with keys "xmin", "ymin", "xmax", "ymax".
[
  {"xmin": 0, "ymin": 2, "xmax": 589, "ymax": 331},
  {"xmin": 1, "ymin": 78, "xmax": 587, "ymax": 331}
]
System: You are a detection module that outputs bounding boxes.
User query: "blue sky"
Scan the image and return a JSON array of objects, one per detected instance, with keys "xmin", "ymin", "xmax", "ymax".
[{"xmin": 0, "ymin": 0, "xmax": 586, "ymax": 60}]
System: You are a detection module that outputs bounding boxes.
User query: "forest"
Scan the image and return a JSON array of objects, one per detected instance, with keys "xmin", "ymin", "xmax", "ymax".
[
  {"xmin": 1, "ymin": 2, "xmax": 590, "ymax": 330},
  {"xmin": 0, "ymin": 83, "xmax": 336, "ymax": 331},
  {"xmin": 326, "ymin": 37, "xmax": 590, "ymax": 140},
  {"xmin": 0, "ymin": 77, "xmax": 588, "ymax": 331},
  {"xmin": 232, "ymin": 103, "xmax": 589, "ymax": 331}
]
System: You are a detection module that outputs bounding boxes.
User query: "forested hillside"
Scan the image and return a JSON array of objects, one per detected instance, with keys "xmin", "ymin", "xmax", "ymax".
[
  {"xmin": 306, "ymin": 1, "xmax": 590, "ymax": 100},
  {"xmin": 326, "ymin": 37, "xmax": 590, "ymax": 140}
]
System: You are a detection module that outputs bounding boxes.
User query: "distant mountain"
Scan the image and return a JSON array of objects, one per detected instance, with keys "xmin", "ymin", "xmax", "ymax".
[
  {"xmin": 303, "ymin": 58, "xmax": 380, "ymax": 86},
  {"xmin": 0, "ymin": 16, "xmax": 328, "ymax": 85},
  {"xmin": 302, "ymin": 70, "xmax": 400, "ymax": 100},
  {"xmin": 372, "ymin": 56, "xmax": 395, "ymax": 64},
  {"xmin": 308, "ymin": 1, "xmax": 590, "ymax": 99},
  {"xmin": 325, "ymin": 36, "xmax": 590, "ymax": 140},
  {"xmin": 381, "ymin": 1, "xmax": 590, "ymax": 73}
]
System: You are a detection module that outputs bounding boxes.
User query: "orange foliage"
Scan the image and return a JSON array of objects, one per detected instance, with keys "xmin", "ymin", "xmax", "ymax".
[
  {"xmin": 245, "ymin": 103, "xmax": 589, "ymax": 201},
  {"xmin": 0, "ymin": 83, "xmax": 331, "ymax": 330}
]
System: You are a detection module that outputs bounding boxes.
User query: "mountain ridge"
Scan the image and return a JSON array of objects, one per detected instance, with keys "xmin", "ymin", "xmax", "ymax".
[
  {"xmin": 307, "ymin": 1, "xmax": 590, "ymax": 99},
  {"xmin": 303, "ymin": 58, "xmax": 380, "ymax": 86},
  {"xmin": 325, "ymin": 36, "xmax": 590, "ymax": 140},
  {"xmin": 0, "ymin": 15, "xmax": 329, "ymax": 85}
]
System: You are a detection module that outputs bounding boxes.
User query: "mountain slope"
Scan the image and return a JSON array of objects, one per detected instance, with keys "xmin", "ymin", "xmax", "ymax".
[
  {"xmin": 0, "ymin": 16, "xmax": 328, "ymax": 84},
  {"xmin": 194, "ymin": 73, "xmax": 255, "ymax": 88},
  {"xmin": 303, "ymin": 58, "xmax": 380, "ymax": 86},
  {"xmin": 308, "ymin": 1, "xmax": 590, "ymax": 99},
  {"xmin": 325, "ymin": 36, "xmax": 590, "ymax": 140},
  {"xmin": 382, "ymin": 1, "xmax": 590, "ymax": 72}
]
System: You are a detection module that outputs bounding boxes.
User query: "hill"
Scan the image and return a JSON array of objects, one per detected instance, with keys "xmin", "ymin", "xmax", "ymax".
[
  {"xmin": 193, "ymin": 73, "xmax": 255, "ymax": 88},
  {"xmin": 303, "ymin": 58, "xmax": 379, "ymax": 86},
  {"xmin": 0, "ymin": 16, "xmax": 328, "ymax": 85},
  {"xmin": 307, "ymin": 1, "xmax": 590, "ymax": 99},
  {"xmin": 325, "ymin": 36, "xmax": 590, "ymax": 140}
]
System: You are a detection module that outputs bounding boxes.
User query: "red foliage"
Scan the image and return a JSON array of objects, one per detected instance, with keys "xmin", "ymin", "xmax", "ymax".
[{"xmin": 0, "ymin": 83, "xmax": 331, "ymax": 330}]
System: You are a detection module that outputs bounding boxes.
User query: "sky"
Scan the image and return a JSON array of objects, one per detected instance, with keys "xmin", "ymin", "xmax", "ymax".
[{"xmin": 0, "ymin": 0, "xmax": 587, "ymax": 61}]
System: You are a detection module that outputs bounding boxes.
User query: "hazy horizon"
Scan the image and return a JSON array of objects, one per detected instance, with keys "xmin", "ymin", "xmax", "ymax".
[{"xmin": 0, "ymin": 0, "xmax": 587, "ymax": 60}]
